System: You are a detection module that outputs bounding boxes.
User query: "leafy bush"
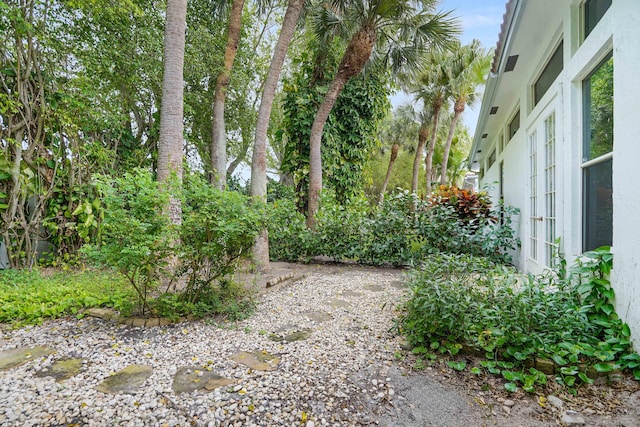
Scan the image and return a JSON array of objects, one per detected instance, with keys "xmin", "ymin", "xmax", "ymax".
[
  {"xmin": 0, "ymin": 268, "xmax": 135, "ymax": 326},
  {"xmin": 151, "ymin": 279, "xmax": 254, "ymax": 322},
  {"xmin": 429, "ymin": 185, "xmax": 492, "ymax": 223},
  {"xmin": 313, "ymin": 191, "xmax": 369, "ymax": 260},
  {"xmin": 266, "ymin": 197, "xmax": 310, "ymax": 262},
  {"xmin": 360, "ymin": 191, "xmax": 417, "ymax": 265},
  {"xmin": 179, "ymin": 176, "xmax": 265, "ymax": 303},
  {"xmin": 397, "ymin": 249, "xmax": 640, "ymax": 393},
  {"xmin": 267, "ymin": 188, "xmax": 519, "ymax": 266},
  {"xmin": 82, "ymin": 169, "xmax": 175, "ymax": 315}
]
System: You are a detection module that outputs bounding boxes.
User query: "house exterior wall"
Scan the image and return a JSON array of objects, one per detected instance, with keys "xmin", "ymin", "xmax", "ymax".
[
  {"xmin": 471, "ymin": 0, "xmax": 640, "ymax": 344},
  {"xmin": 611, "ymin": 0, "xmax": 640, "ymax": 346}
]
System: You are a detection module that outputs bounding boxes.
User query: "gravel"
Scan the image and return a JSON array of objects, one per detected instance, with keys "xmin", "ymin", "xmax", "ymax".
[{"xmin": 0, "ymin": 266, "xmax": 408, "ymax": 426}]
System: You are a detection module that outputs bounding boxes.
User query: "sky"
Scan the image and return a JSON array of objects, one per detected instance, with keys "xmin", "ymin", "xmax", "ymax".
[{"xmin": 390, "ymin": 0, "xmax": 507, "ymax": 134}]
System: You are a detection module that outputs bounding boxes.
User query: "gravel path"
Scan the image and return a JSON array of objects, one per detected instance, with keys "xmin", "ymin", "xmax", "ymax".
[{"xmin": 1, "ymin": 265, "xmax": 463, "ymax": 427}]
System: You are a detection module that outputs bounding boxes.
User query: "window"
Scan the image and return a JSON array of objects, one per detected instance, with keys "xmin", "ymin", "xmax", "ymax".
[
  {"xmin": 534, "ymin": 42, "xmax": 563, "ymax": 106},
  {"xmin": 498, "ymin": 133, "xmax": 504, "ymax": 153},
  {"xmin": 583, "ymin": 55, "xmax": 613, "ymax": 161},
  {"xmin": 509, "ymin": 110, "xmax": 520, "ymax": 140},
  {"xmin": 487, "ymin": 149, "xmax": 496, "ymax": 169},
  {"xmin": 582, "ymin": 54, "xmax": 613, "ymax": 251},
  {"xmin": 544, "ymin": 113, "xmax": 557, "ymax": 265},
  {"xmin": 529, "ymin": 131, "xmax": 538, "ymax": 261},
  {"xmin": 583, "ymin": 0, "xmax": 611, "ymax": 40}
]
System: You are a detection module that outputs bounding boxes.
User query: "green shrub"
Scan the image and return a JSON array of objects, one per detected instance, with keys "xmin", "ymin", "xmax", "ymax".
[
  {"xmin": 267, "ymin": 187, "xmax": 519, "ymax": 266},
  {"xmin": 313, "ymin": 191, "xmax": 369, "ymax": 260},
  {"xmin": 360, "ymin": 191, "xmax": 417, "ymax": 265},
  {"xmin": 82, "ymin": 169, "xmax": 176, "ymax": 315},
  {"xmin": 151, "ymin": 279, "xmax": 254, "ymax": 322},
  {"xmin": 179, "ymin": 175, "xmax": 265, "ymax": 303},
  {"xmin": 266, "ymin": 197, "xmax": 310, "ymax": 262},
  {"xmin": 397, "ymin": 249, "xmax": 640, "ymax": 393}
]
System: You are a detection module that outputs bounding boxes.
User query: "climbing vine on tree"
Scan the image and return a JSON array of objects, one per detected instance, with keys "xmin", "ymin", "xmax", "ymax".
[{"xmin": 279, "ymin": 37, "xmax": 390, "ymax": 212}]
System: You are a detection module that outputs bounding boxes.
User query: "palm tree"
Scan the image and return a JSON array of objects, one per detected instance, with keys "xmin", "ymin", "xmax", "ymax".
[
  {"xmin": 211, "ymin": 0, "xmax": 247, "ymax": 189},
  {"xmin": 378, "ymin": 105, "xmax": 418, "ymax": 203},
  {"xmin": 250, "ymin": 0, "xmax": 306, "ymax": 267},
  {"xmin": 410, "ymin": 49, "xmax": 452, "ymax": 195},
  {"xmin": 305, "ymin": 0, "xmax": 459, "ymax": 229},
  {"xmin": 157, "ymin": 0, "xmax": 187, "ymax": 225},
  {"xmin": 439, "ymin": 39, "xmax": 490, "ymax": 185}
]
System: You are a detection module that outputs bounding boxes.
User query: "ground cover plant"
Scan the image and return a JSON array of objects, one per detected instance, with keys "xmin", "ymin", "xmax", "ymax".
[
  {"xmin": 397, "ymin": 247, "xmax": 640, "ymax": 394},
  {"xmin": 0, "ymin": 268, "xmax": 135, "ymax": 327}
]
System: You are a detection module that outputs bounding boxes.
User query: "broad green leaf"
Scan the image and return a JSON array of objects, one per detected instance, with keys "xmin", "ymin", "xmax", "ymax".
[
  {"xmin": 504, "ymin": 382, "xmax": 517, "ymax": 393},
  {"xmin": 593, "ymin": 363, "xmax": 614, "ymax": 373}
]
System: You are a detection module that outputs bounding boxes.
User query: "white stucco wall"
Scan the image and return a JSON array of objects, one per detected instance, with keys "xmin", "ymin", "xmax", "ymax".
[
  {"xmin": 475, "ymin": 0, "xmax": 640, "ymax": 345},
  {"xmin": 610, "ymin": 0, "xmax": 640, "ymax": 347}
]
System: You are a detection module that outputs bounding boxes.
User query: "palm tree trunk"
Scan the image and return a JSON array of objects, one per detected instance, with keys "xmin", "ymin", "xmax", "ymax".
[
  {"xmin": 211, "ymin": 0, "xmax": 246, "ymax": 189},
  {"xmin": 157, "ymin": 0, "xmax": 187, "ymax": 226},
  {"xmin": 412, "ymin": 125, "xmax": 428, "ymax": 195},
  {"xmin": 307, "ymin": 74, "xmax": 349, "ymax": 229},
  {"xmin": 250, "ymin": 0, "xmax": 305, "ymax": 268},
  {"xmin": 307, "ymin": 26, "xmax": 376, "ymax": 229},
  {"xmin": 439, "ymin": 104, "xmax": 463, "ymax": 185},
  {"xmin": 424, "ymin": 99, "xmax": 442, "ymax": 195},
  {"xmin": 379, "ymin": 143, "xmax": 399, "ymax": 204}
]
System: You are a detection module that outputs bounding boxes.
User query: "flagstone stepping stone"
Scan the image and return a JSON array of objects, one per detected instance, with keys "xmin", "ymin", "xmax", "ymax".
[
  {"xmin": 230, "ymin": 350, "xmax": 280, "ymax": 371},
  {"xmin": 0, "ymin": 346, "xmax": 55, "ymax": 371},
  {"xmin": 325, "ymin": 297, "xmax": 350, "ymax": 308},
  {"xmin": 268, "ymin": 328, "xmax": 313, "ymax": 343},
  {"xmin": 390, "ymin": 280, "xmax": 406, "ymax": 290},
  {"xmin": 96, "ymin": 364, "xmax": 152, "ymax": 394},
  {"xmin": 35, "ymin": 358, "xmax": 83, "ymax": 382},
  {"xmin": 364, "ymin": 284, "xmax": 384, "ymax": 292},
  {"xmin": 172, "ymin": 366, "xmax": 235, "ymax": 394},
  {"xmin": 340, "ymin": 290, "xmax": 362, "ymax": 297},
  {"xmin": 301, "ymin": 310, "xmax": 332, "ymax": 323}
]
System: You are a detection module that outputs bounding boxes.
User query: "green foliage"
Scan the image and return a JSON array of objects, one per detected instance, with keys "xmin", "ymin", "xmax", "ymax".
[
  {"xmin": 151, "ymin": 279, "xmax": 254, "ymax": 322},
  {"xmin": 266, "ymin": 197, "xmax": 310, "ymax": 262},
  {"xmin": 397, "ymin": 249, "xmax": 640, "ymax": 393},
  {"xmin": 313, "ymin": 191, "xmax": 370, "ymax": 260},
  {"xmin": 0, "ymin": 268, "xmax": 135, "ymax": 326},
  {"xmin": 179, "ymin": 175, "xmax": 265, "ymax": 304},
  {"xmin": 82, "ymin": 169, "xmax": 175, "ymax": 315},
  {"xmin": 268, "ymin": 188, "xmax": 518, "ymax": 266},
  {"xmin": 279, "ymin": 37, "xmax": 391, "ymax": 208},
  {"xmin": 43, "ymin": 184, "xmax": 104, "ymax": 262}
]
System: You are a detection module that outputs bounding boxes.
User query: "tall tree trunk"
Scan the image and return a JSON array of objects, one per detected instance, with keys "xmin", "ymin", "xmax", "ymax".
[
  {"xmin": 306, "ymin": 74, "xmax": 348, "ymax": 229},
  {"xmin": 424, "ymin": 98, "xmax": 442, "ymax": 195},
  {"xmin": 211, "ymin": 0, "xmax": 246, "ymax": 189},
  {"xmin": 157, "ymin": 0, "xmax": 187, "ymax": 226},
  {"xmin": 379, "ymin": 143, "xmax": 399, "ymax": 204},
  {"xmin": 307, "ymin": 27, "xmax": 376, "ymax": 229},
  {"xmin": 439, "ymin": 101, "xmax": 464, "ymax": 185},
  {"xmin": 250, "ymin": 0, "xmax": 305, "ymax": 268},
  {"xmin": 412, "ymin": 125, "xmax": 429, "ymax": 195}
]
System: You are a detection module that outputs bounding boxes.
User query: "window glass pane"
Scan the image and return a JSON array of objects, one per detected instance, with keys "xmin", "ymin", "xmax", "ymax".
[
  {"xmin": 584, "ymin": 0, "xmax": 612, "ymax": 39},
  {"xmin": 583, "ymin": 158, "xmax": 612, "ymax": 251},
  {"xmin": 488, "ymin": 149, "xmax": 496, "ymax": 169},
  {"xmin": 509, "ymin": 110, "xmax": 520, "ymax": 140},
  {"xmin": 534, "ymin": 42, "xmax": 563, "ymax": 106},
  {"xmin": 583, "ymin": 55, "xmax": 613, "ymax": 161}
]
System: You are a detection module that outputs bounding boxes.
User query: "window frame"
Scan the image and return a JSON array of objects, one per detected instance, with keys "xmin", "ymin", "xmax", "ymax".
[
  {"xmin": 533, "ymin": 41, "xmax": 564, "ymax": 106},
  {"xmin": 581, "ymin": 51, "xmax": 613, "ymax": 252}
]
